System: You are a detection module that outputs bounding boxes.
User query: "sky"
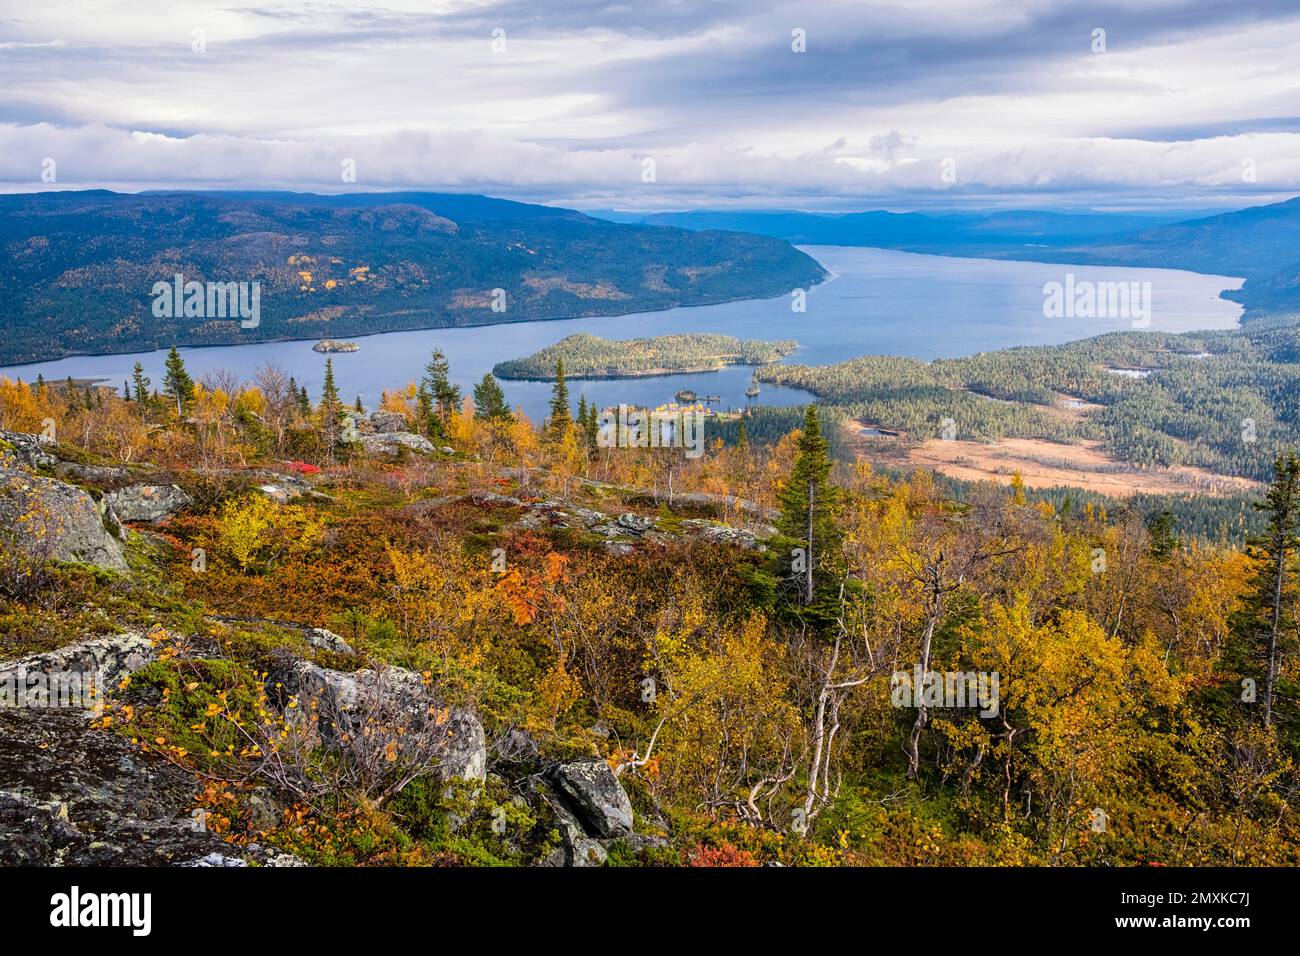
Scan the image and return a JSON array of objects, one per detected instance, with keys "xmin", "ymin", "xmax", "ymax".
[{"xmin": 2, "ymin": 0, "xmax": 1300, "ymax": 212}]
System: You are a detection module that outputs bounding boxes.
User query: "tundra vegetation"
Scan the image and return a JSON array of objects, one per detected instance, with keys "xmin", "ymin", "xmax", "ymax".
[{"xmin": 0, "ymin": 350, "xmax": 1296, "ymax": 867}]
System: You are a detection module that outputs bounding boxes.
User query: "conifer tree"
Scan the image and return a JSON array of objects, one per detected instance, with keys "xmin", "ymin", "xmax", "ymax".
[
  {"xmin": 421, "ymin": 350, "xmax": 460, "ymax": 436},
  {"xmin": 775, "ymin": 405, "xmax": 844, "ymax": 619},
  {"xmin": 1244, "ymin": 451, "xmax": 1300, "ymax": 728},
  {"xmin": 132, "ymin": 362, "xmax": 150, "ymax": 404},
  {"xmin": 162, "ymin": 347, "xmax": 194, "ymax": 416},
  {"xmin": 473, "ymin": 372, "xmax": 512, "ymax": 422},
  {"xmin": 547, "ymin": 358, "xmax": 571, "ymax": 437}
]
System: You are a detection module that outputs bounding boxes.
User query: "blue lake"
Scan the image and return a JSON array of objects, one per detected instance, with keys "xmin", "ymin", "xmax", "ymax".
[{"xmin": 0, "ymin": 246, "xmax": 1243, "ymax": 424}]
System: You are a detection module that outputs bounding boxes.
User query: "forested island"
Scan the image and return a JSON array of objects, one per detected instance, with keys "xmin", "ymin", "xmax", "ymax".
[{"xmin": 493, "ymin": 332, "xmax": 798, "ymax": 379}]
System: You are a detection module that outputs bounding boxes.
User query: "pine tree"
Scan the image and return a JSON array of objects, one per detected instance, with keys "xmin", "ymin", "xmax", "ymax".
[
  {"xmin": 320, "ymin": 358, "xmax": 340, "ymax": 411},
  {"xmin": 415, "ymin": 382, "xmax": 437, "ymax": 438},
  {"xmin": 775, "ymin": 405, "xmax": 844, "ymax": 620},
  {"xmin": 421, "ymin": 350, "xmax": 460, "ymax": 434},
  {"xmin": 123, "ymin": 380, "xmax": 131, "ymax": 401},
  {"xmin": 1246, "ymin": 452, "xmax": 1300, "ymax": 728},
  {"xmin": 162, "ymin": 347, "xmax": 194, "ymax": 416},
  {"xmin": 547, "ymin": 358, "xmax": 571, "ymax": 437},
  {"xmin": 298, "ymin": 385, "xmax": 311, "ymax": 417},
  {"xmin": 318, "ymin": 358, "xmax": 342, "ymax": 463},
  {"xmin": 736, "ymin": 417, "xmax": 749, "ymax": 451},
  {"xmin": 581, "ymin": 398, "xmax": 600, "ymax": 451},
  {"xmin": 354, "ymin": 395, "xmax": 364, "ymax": 413},
  {"xmin": 473, "ymin": 373, "xmax": 512, "ymax": 422},
  {"xmin": 132, "ymin": 362, "xmax": 150, "ymax": 404}
]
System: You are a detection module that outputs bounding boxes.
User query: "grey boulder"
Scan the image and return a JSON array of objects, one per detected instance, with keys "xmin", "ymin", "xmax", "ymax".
[
  {"xmin": 103, "ymin": 483, "xmax": 193, "ymax": 523},
  {"xmin": 0, "ymin": 468, "xmax": 127, "ymax": 572},
  {"xmin": 551, "ymin": 759, "xmax": 634, "ymax": 838}
]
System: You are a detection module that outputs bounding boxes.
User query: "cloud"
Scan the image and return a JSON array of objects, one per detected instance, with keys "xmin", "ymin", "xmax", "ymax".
[{"xmin": 2, "ymin": 0, "xmax": 1300, "ymax": 209}]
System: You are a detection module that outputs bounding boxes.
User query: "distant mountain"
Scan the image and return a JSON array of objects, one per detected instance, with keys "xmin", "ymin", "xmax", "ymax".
[
  {"xmin": 0, "ymin": 190, "xmax": 826, "ymax": 365},
  {"xmin": 597, "ymin": 198, "xmax": 1300, "ymax": 318},
  {"xmin": 593, "ymin": 208, "xmax": 1188, "ymax": 254}
]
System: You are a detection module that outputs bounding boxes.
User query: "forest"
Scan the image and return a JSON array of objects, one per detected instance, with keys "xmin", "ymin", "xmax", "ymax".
[
  {"xmin": 757, "ymin": 316, "xmax": 1300, "ymax": 484},
  {"xmin": 0, "ymin": 190, "xmax": 825, "ymax": 365},
  {"xmin": 0, "ymin": 345, "xmax": 1295, "ymax": 867},
  {"xmin": 493, "ymin": 332, "xmax": 798, "ymax": 379}
]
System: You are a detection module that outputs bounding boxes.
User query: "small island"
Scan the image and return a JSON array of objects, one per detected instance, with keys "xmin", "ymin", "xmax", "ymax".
[
  {"xmin": 493, "ymin": 332, "xmax": 798, "ymax": 380},
  {"xmin": 313, "ymin": 339, "xmax": 360, "ymax": 353}
]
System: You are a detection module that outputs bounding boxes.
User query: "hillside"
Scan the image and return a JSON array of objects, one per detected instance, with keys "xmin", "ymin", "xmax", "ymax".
[
  {"xmin": 0, "ymin": 355, "xmax": 1296, "ymax": 868},
  {"xmin": 0, "ymin": 190, "xmax": 826, "ymax": 365}
]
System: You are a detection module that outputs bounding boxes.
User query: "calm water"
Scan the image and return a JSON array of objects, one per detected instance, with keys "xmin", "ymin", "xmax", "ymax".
[{"xmin": 0, "ymin": 247, "xmax": 1243, "ymax": 423}]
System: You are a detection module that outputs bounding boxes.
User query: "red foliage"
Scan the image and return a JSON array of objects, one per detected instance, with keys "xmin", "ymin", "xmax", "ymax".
[{"xmin": 686, "ymin": 843, "xmax": 760, "ymax": 867}]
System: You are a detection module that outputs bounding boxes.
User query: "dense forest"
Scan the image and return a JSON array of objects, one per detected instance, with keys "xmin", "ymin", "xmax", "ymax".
[
  {"xmin": 757, "ymin": 316, "xmax": 1300, "ymax": 483},
  {"xmin": 0, "ymin": 190, "xmax": 825, "ymax": 364},
  {"xmin": 0, "ymin": 348, "xmax": 1296, "ymax": 867},
  {"xmin": 493, "ymin": 332, "xmax": 798, "ymax": 379}
]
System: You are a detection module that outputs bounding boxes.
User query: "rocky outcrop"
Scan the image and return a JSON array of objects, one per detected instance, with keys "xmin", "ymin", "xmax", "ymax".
[
  {"xmin": 532, "ymin": 759, "xmax": 661, "ymax": 866},
  {"xmin": 0, "ymin": 468, "xmax": 128, "ymax": 572},
  {"xmin": 268, "ymin": 658, "xmax": 486, "ymax": 783},
  {"xmin": 0, "ymin": 633, "xmax": 155, "ymax": 707},
  {"xmin": 358, "ymin": 431, "xmax": 434, "ymax": 457},
  {"xmin": 54, "ymin": 461, "xmax": 131, "ymax": 483},
  {"xmin": 304, "ymin": 627, "xmax": 355, "ymax": 655},
  {"xmin": 369, "ymin": 409, "xmax": 408, "ymax": 433},
  {"xmin": 0, "ymin": 709, "xmax": 300, "ymax": 866},
  {"xmin": 0, "ymin": 635, "xmax": 300, "ymax": 866},
  {"xmin": 0, "ymin": 430, "xmax": 58, "ymax": 469},
  {"xmin": 551, "ymin": 759, "xmax": 633, "ymax": 838},
  {"xmin": 249, "ymin": 469, "xmax": 315, "ymax": 504},
  {"xmin": 103, "ymin": 483, "xmax": 193, "ymax": 523}
]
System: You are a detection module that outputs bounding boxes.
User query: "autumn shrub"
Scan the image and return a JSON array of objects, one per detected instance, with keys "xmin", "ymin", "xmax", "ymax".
[{"xmin": 686, "ymin": 842, "xmax": 760, "ymax": 867}]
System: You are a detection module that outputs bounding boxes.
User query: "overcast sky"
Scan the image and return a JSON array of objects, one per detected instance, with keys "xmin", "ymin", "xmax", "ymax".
[{"xmin": 2, "ymin": 0, "xmax": 1299, "ymax": 211}]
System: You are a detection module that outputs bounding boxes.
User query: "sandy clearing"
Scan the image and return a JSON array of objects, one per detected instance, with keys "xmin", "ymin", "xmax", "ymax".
[{"xmin": 844, "ymin": 426, "xmax": 1260, "ymax": 498}]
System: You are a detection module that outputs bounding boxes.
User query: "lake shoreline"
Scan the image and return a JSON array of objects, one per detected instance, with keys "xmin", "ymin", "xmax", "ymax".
[{"xmin": 0, "ymin": 246, "xmax": 1245, "ymax": 425}]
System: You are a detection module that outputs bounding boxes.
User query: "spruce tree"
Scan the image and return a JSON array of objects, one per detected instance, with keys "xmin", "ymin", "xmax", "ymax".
[
  {"xmin": 132, "ymin": 362, "xmax": 150, "ymax": 404},
  {"xmin": 162, "ymin": 347, "xmax": 194, "ymax": 416},
  {"xmin": 1245, "ymin": 452, "xmax": 1300, "ymax": 728},
  {"xmin": 320, "ymin": 357, "xmax": 340, "ymax": 411},
  {"xmin": 421, "ymin": 350, "xmax": 460, "ymax": 433},
  {"xmin": 473, "ymin": 372, "xmax": 512, "ymax": 422},
  {"xmin": 547, "ymin": 358, "xmax": 571, "ymax": 437},
  {"xmin": 775, "ymin": 405, "xmax": 844, "ymax": 620}
]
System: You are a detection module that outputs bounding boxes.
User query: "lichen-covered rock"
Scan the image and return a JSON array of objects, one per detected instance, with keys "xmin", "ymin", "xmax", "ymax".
[
  {"xmin": 0, "ymin": 430, "xmax": 58, "ymax": 469},
  {"xmin": 616, "ymin": 513, "xmax": 655, "ymax": 534},
  {"xmin": 0, "ymin": 468, "xmax": 127, "ymax": 571},
  {"xmin": 269, "ymin": 658, "xmax": 485, "ymax": 783},
  {"xmin": 54, "ymin": 461, "xmax": 131, "ymax": 483},
  {"xmin": 103, "ymin": 483, "xmax": 193, "ymax": 523},
  {"xmin": 550, "ymin": 759, "xmax": 634, "ymax": 838},
  {"xmin": 359, "ymin": 432, "xmax": 434, "ymax": 457},
  {"xmin": 0, "ymin": 709, "xmax": 299, "ymax": 866},
  {"xmin": 369, "ymin": 409, "xmax": 408, "ymax": 434},
  {"xmin": 305, "ymin": 627, "xmax": 355, "ymax": 655},
  {"xmin": 0, "ymin": 633, "xmax": 155, "ymax": 708}
]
